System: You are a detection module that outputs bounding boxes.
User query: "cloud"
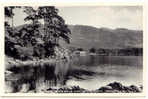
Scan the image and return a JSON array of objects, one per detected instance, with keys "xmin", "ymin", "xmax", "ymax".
[
  {"xmin": 58, "ymin": 6, "xmax": 143, "ymax": 30},
  {"xmin": 11, "ymin": 6, "xmax": 143, "ymax": 30}
]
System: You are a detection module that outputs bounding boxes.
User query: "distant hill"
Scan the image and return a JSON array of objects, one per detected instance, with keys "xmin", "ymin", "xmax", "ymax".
[
  {"xmin": 15, "ymin": 24, "xmax": 143, "ymax": 50},
  {"xmin": 61, "ymin": 25, "xmax": 142, "ymax": 49}
]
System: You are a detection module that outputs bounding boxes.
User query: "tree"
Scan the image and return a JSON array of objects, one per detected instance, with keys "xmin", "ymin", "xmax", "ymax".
[
  {"xmin": 24, "ymin": 7, "xmax": 40, "ymax": 26},
  {"xmin": 89, "ymin": 47, "xmax": 96, "ymax": 53},
  {"xmin": 23, "ymin": 7, "xmax": 43, "ymax": 46},
  {"xmin": 5, "ymin": 6, "xmax": 21, "ymax": 28},
  {"xmin": 5, "ymin": 7, "xmax": 18, "ymax": 57},
  {"xmin": 5, "ymin": 7, "xmax": 15, "ymax": 36},
  {"xmin": 77, "ymin": 48, "xmax": 84, "ymax": 51},
  {"xmin": 5, "ymin": 6, "xmax": 71, "ymax": 59},
  {"xmin": 22, "ymin": 6, "xmax": 71, "ymax": 57},
  {"xmin": 37, "ymin": 6, "xmax": 71, "ymax": 56},
  {"xmin": 5, "ymin": 7, "xmax": 21, "ymax": 41},
  {"xmin": 5, "ymin": 7, "xmax": 15, "ymax": 19},
  {"xmin": 38, "ymin": 6, "xmax": 71, "ymax": 44},
  {"xmin": 5, "ymin": 6, "xmax": 37, "ymax": 59}
]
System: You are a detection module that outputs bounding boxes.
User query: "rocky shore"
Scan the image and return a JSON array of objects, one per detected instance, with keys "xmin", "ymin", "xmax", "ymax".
[
  {"xmin": 96, "ymin": 82, "xmax": 142, "ymax": 93},
  {"xmin": 25, "ymin": 82, "xmax": 142, "ymax": 93}
]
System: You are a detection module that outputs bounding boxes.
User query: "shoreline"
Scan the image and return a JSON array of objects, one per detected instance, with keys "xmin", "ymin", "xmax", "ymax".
[{"xmin": 5, "ymin": 81, "xmax": 142, "ymax": 93}]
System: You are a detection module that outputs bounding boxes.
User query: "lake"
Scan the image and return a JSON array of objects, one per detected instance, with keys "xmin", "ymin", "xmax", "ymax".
[
  {"xmin": 5, "ymin": 55, "xmax": 143, "ymax": 92},
  {"xmin": 67, "ymin": 55, "xmax": 143, "ymax": 90}
]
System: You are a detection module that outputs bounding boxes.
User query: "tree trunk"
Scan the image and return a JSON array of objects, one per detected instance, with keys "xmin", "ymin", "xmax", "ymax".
[{"xmin": 12, "ymin": 17, "xmax": 13, "ymax": 28}]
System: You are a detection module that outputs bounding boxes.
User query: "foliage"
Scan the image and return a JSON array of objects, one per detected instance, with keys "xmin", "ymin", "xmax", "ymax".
[
  {"xmin": 38, "ymin": 6, "xmax": 71, "ymax": 44},
  {"xmin": 89, "ymin": 47, "xmax": 96, "ymax": 53},
  {"xmin": 5, "ymin": 6, "xmax": 71, "ymax": 60},
  {"xmin": 76, "ymin": 48, "xmax": 84, "ymax": 51},
  {"xmin": 5, "ymin": 7, "xmax": 15, "ymax": 18}
]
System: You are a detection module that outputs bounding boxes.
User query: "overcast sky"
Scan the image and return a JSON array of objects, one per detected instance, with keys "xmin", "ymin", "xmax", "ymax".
[{"xmin": 8, "ymin": 6, "xmax": 143, "ymax": 30}]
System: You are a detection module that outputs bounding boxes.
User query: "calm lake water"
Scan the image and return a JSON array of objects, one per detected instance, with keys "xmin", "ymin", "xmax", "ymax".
[
  {"xmin": 5, "ymin": 55, "xmax": 143, "ymax": 92},
  {"xmin": 67, "ymin": 55, "xmax": 143, "ymax": 90}
]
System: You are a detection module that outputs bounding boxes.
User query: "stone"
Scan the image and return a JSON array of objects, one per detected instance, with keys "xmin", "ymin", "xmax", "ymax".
[
  {"xmin": 107, "ymin": 82, "xmax": 123, "ymax": 90},
  {"xmin": 129, "ymin": 85, "xmax": 141, "ymax": 92},
  {"xmin": 97, "ymin": 86, "xmax": 112, "ymax": 93}
]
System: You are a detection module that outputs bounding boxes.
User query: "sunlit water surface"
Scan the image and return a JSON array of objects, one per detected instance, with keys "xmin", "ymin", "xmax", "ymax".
[{"xmin": 67, "ymin": 55, "xmax": 143, "ymax": 90}]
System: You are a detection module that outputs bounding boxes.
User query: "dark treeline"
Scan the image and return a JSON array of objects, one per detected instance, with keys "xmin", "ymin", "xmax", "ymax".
[
  {"xmin": 90, "ymin": 48, "xmax": 143, "ymax": 56},
  {"xmin": 68, "ymin": 46, "xmax": 143, "ymax": 56}
]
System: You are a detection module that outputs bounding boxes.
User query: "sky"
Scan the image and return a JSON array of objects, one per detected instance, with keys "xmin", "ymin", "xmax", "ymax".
[{"xmin": 7, "ymin": 6, "xmax": 143, "ymax": 30}]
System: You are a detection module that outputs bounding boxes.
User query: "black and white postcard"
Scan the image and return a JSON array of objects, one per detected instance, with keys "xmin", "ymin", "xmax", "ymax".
[{"xmin": 0, "ymin": 2, "xmax": 146, "ymax": 97}]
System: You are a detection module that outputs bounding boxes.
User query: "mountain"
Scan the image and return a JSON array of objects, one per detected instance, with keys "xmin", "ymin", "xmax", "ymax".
[
  {"xmin": 60, "ymin": 25, "xmax": 143, "ymax": 49},
  {"xmin": 15, "ymin": 24, "xmax": 143, "ymax": 49}
]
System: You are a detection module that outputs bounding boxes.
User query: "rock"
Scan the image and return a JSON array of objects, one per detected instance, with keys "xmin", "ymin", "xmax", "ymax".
[
  {"xmin": 107, "ymin": 82, "xmax": 124, "ymax": 90},
  {"xmin": 121, "ymin": 86, "xmax": 132, "ymax": 93},
  {"xmin": 97, "ymin": 86, "xmax": 113, "ymax": 92},
  {"xmin": 45, "ymin": 83, "xmax": 143, "ymax": 93},
  {"xmin": 98, "ymin": 82, "xmax": 142, "ymax": 93},
  {"xmin": 46, "ymin": 85, "xmax": 87, "ymax": 93},
  {"xmin": 129, "ymin": 85, "xmax": 141, "ymax": 92}
]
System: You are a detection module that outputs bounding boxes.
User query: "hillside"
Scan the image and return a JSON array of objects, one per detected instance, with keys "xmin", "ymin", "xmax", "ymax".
[
  {"xmin": 14, "ymin": 24, "xmax": 143, "ymax": 50},
  {"xmin": 64, "ymin": 25, "xmax": 143, "ymax": 49}
]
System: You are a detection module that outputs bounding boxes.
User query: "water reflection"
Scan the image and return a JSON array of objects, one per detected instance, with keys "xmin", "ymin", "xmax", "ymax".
[
  {"xmin": 5, "ymin": 55, "xmax": 143, "ymax": 93},
  {"xmin": 68, "ymin": 55, "xmax": 143, "ymax": 90},
  {"xmin": 75, "ymin": 55, "xmax": 142, "ymax": 67}
]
